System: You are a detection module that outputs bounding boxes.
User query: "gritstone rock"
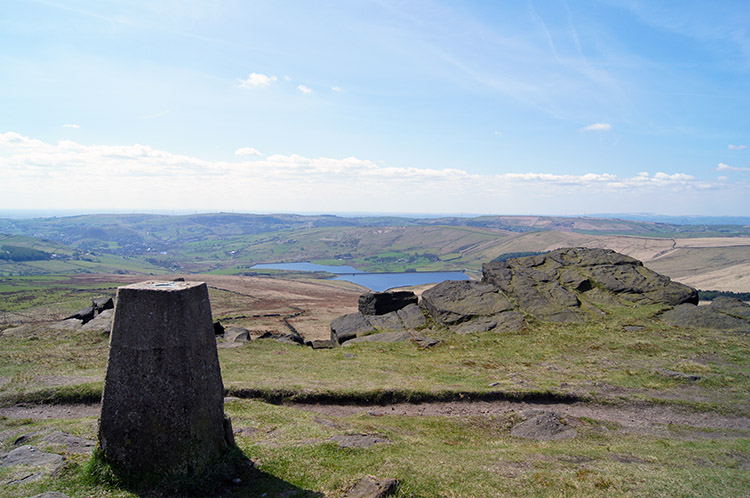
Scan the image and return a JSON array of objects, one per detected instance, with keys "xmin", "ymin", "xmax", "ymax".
[
  {"xmin": 358, "ymin": 291, "xmax": 418, "ymax": 315},
  {"xmin": 482, "ymin": 247, "xmax": 698, "ymax": 322},
  {"xmin": 224, "ymin": 326, "xmax": 251, "ymax": 343},
  {"xmin": 0, "ymin": 445, "xmax": 64, "ymax": 468},
  {"xmin": 65, "ymin": 296, "xmax": 114, "ymax": 324},
  {"xmin": 343, "ymin": 476, "xmax": 400, "ymax": 498},
  {"xmin": 658, "ymin": 297, "xmax": 750, "ymax": 332},
  {"xmin": 98, "ymin": 281, "xmax": 231, "ymax": 476},
  {"xmin": 510, "ymin": 411, "xmax": 577, "ymax": 440},
  {"xmin": 420, "ymin": 280, "xmax": 518, "ymax": 325},
  {"xmin": 331, "ymin": 304, "xmax": 429, "ymax": 344},
  {"xmin": 343, "ymin": 330, "xmax": 415, "ymax": 345},
  {"xmin": 41, "ymin": 431, "xmax": 95, "ymax": 454},
  {"xmin": 330, "ymin": 247, "xmax": 701, "ymax": 338}
]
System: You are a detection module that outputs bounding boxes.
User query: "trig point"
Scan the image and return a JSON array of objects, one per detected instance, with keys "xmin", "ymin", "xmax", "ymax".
[{"xmin": 98, "ymin": 281, "xmax": 229, "ymax": 475}]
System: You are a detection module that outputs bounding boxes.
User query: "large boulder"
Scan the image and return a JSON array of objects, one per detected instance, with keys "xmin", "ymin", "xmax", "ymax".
[
  {"xmin": 482, "ymin": 247, "xmax": 698, "ymax": 322},
  {"xmin": 331, "ymin": 304, "xmax": 428, "ymax": 345},
  {"xmin": 329, "ymin": 247, "xmax": 703, "ymax": 338},
  {"xmin": 65, "ymin": 296, "xmax": 115, "ymax": 325},
  {"xmin": 331, "ymin": 313, "xmax": 376, "ymax": 344},
  {"xmin": 659, "ymin": 298, "xmax": 750, "ymax": 332},
  {"xmin": 421, "ymin": 281, "xmax": 514, "ymax": 325},
  {"xmin": 359, "ymin": 291, "xmax": 418, "ymax": 315}
]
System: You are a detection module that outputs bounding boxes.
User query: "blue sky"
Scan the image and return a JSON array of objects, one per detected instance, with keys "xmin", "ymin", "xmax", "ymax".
[{"xmin": 1, "ymin": 0, "xmax": 748, "ymax": 215}]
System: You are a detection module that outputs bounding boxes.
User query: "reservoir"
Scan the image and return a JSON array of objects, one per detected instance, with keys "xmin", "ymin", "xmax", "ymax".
[{"xmin": 250, "ymin": 262, "xmax": 469, "ymax": 292}]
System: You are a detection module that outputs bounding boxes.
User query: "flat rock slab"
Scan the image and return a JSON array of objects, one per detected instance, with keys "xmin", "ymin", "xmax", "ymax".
[
  {"xmin": 343, "ymin": 476, "xmax": 400, "ymax": 498},
  {"xmin": 29, "ymin": 493, "xmax": 72, "ymax": 498},
  {"xmin": 330, "ymin": 434, "xmax": 391, "ymax": 448},
  {"xmin": 659, "ymin": 303, "xmax": 750, "ymax": 332},
  {"xmin": 654, "ymin": 368, "xmax": 701, "ymax": 382},
  {"xmin": 41, "ymin": 431, "xmax": 96, "ymax": 454},
  {"xmin": 0, "ymin": 445, "xmax": 64, "ymax": 468},
  {"xmin": 309, "ymin": 339, "xmax": 336, "ymax": 349},
  {"xmin": 510, "ymin": 411, "xmax": 577, "ymax": 440},
  {"xmin": 343, "ymin": 331, "xmax": 414, "ymax": 345}
]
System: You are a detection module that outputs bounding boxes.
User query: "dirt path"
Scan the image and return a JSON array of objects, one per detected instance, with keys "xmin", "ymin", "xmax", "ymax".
[
  {"xmin": 3, "ymin": 399, "xmax": 748, "ymax": 439},
  {"xmin": 0, "ymin": 403, "xmax": 100, "ymax": 419},
  {"xmin": 291, "ymin": 400, "xmax": 750, "ymax": 436}
]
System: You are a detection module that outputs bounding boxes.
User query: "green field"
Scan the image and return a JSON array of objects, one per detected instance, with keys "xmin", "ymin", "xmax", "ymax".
[{"xmin": 3, "ymin": 213, "xmax": 750, "ymax": 277}]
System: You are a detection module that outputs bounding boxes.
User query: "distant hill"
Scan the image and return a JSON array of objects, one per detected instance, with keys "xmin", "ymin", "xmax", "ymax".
[
  {"xmin": 1, "ymin": 212, "xmax": 748, "ymax": 291},
  {"xmin": 589, "ymin": 213, "xmax": 750, "ymax": 226}
]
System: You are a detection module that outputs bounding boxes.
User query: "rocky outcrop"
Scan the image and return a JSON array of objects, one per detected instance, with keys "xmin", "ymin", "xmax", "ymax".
[
  {"xmin": 659, "ymin": 297, "xmax": 750, "ymax": 332},
  {"xmin": 331, "ymin": 296, "xmax": 427, "ymax": 344},
  {"xmin": 65, "ymin": 296, "xmax": 114, "ymax": 325},
  {"xmin": 359, "ymin": 291, "xmax": 418, "ymax": 315},
  {"xmin": 329, "ymin": 247, "xmax": 705, "ymax": 340},
  {"xmin": 420, "ymin": 280, "xmax": 526, "ymax": 333},
  {"xmin": 482, "ymin": 247, "xmax": 697, "ymax": 323}
]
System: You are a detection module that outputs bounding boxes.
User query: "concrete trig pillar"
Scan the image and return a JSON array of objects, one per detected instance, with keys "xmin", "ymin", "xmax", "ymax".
[{"xmin": 98, "ymin": 281, "xmax": 229, "ymax": 475}]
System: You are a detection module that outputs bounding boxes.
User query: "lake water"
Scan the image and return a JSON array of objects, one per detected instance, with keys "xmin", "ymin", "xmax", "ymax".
[{"xmin": 250, "ymin": 262, "xmax": 469, "ymax": 292}]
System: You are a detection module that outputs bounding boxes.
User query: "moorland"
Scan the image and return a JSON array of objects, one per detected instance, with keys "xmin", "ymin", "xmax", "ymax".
[{"xmin": 1, "ymin": 213, "xmax": 749, "ymax": 497}]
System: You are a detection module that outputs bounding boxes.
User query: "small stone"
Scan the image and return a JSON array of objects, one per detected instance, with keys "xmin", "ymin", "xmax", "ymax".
[
  {"xmin": 309, "ymin": 339, "xmax": 336, "ymax": 349},
  {"xmin": 330, "ymin": 434, "xmax": 390, "ymax": 448},
  {"xmin": 654, "ymin": 368, "xmax": 701, "ymax": 382},
  {"xmin": 343, "ymin": 476, "xmax": 400, "ymax": 498}
]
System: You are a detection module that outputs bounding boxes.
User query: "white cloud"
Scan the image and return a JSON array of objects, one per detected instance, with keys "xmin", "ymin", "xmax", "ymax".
[
  {"xmin": 62, "ymin": 124, "xmax": 80, "ymax": 129},
  {"xmin": 297, "ymin": 84, "xmax": 312, "ymax": 94},
  {"xmin": 582, "ymin": 123, "xmax": 612, "ymax": 132},
  {"xmin": 332, "ymin": 86, "xmax": 342, "ymax": 92},
  {"xmin": 717, "ymin": 162, "xmax": 750, "ymax": 172},
  {"xmin": 236, "ymin": 73, "xmax": 277, "ymax": 89},
  {"xmin": 729, "ymin": 144, "xmax": 748, "ymax": 150},
  {"xmin": 0, "ymin": 132, "xmax": 743, "ymax": 214},
  {"xmin": 235, "ymin": 147, "xmax": 262, "ymax": 157},
  {"xmin": 284, "ymin": 75, "xmax": 292, "ymax": 81},
  {"xmin": 494, "ymin": 131, "xmax": 503, "ymax": 135}
]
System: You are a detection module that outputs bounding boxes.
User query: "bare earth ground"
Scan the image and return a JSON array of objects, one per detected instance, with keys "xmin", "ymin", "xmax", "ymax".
[
  {"xmin": 2, "ymin": 400, "xmax": 748, "ymax": 440},
  {"xmin": 64, "ymin": 273, "xmax": 365, "ymax": 341}
]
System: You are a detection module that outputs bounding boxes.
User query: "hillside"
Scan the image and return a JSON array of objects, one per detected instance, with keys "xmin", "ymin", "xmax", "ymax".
[{"xmin": 1, "ymin": 213, "xmax": 749, "ymax": 292}]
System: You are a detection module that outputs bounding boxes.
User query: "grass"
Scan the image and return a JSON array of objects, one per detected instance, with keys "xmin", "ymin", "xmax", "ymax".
[
  {"xmin": 2, "ymin": 398, "xmax": 748, "ymax": 497},
  {"xmin": 1, "ymin": 275, "xmax": 749, "ymax": 496}
]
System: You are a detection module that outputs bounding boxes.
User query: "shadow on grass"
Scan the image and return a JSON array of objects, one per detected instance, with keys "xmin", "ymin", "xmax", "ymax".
[{"xmin": 82, "ymin": 446, "xmax": 324, "ymax": 498}]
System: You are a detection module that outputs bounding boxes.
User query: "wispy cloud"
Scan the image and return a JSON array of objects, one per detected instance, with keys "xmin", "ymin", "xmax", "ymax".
[
  {"xmin": 237, "ymin": 72, "xmax": 277, "ymax": 89},
  {"xmin": 62, "ymin": 124, "xmax": 80, "ymax": 129},
  {"xmin": 332, "ymin": 86, "xmax": 342, "ymax": 92},
  {"xmin": 297, "ymin": 84, "xmax": 312, "ymax": 94},
  {"xmin": 235, "ymin": 147, "xmax": 262, "ymax": 157},
  {"xmin": 582, "ymin": 123, "xmax": 612, "ymax": 132},
  {"xmin": 717, "ymin": 162, "xmax": 750, "ymax": 172},
  {"xmin": 729, "ymin": 144, "xmax": 748, "ymax": 150}
]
